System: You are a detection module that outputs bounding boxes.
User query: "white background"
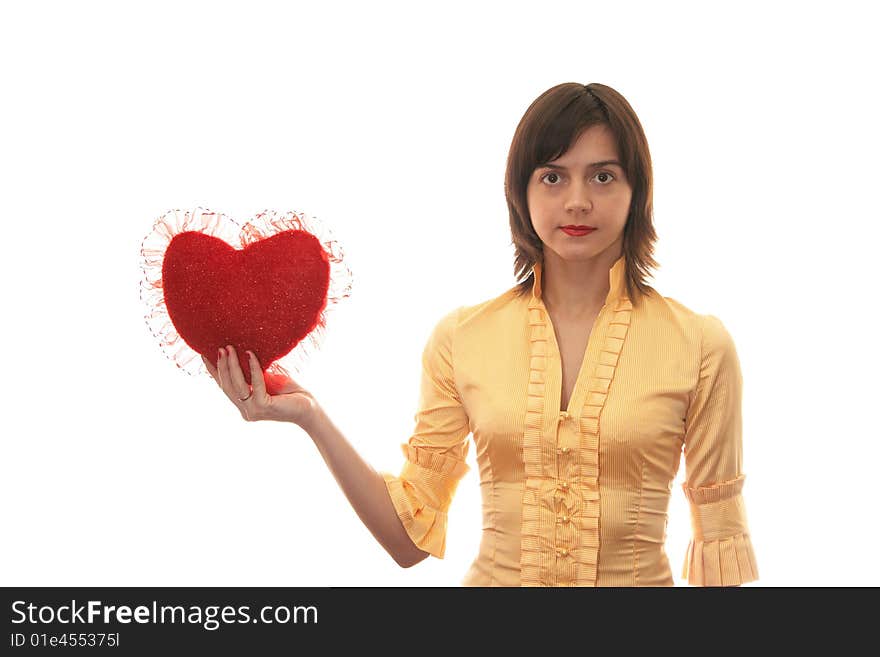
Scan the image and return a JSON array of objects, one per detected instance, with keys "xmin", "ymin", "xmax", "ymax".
[{"xmin": 1, "ymin": 0, "xmax": 877, "ymax": 587}]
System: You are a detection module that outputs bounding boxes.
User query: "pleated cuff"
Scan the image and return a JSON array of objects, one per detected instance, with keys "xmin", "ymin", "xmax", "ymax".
[
  {"xmin": 380, "ymin": 444, "xmax": 470, "ymax": 560},
  {"xmin": 681, "ymin": 475, "xmax": 759, "ymax": 586},
  {"xmin": 681, "ymin": 531, "xmax": 759, "ymax": 586}
]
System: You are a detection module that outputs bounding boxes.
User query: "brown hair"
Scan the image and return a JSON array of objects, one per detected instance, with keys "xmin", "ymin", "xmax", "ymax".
[{"xmin": 505, "ymin": 82, "xmax": 659, "ymax": 305}]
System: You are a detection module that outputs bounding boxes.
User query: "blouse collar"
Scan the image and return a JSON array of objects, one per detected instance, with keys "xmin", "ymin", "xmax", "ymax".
[{"xmin": 531, "ymin": 254, "xmax": 628, "ymax": 306}]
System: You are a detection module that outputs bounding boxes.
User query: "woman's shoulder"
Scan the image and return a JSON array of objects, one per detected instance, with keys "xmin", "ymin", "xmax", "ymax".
[
  {"xmin": 427, "ymin": 285, "xmax": 525, "ymax": 342},
  {"xmin": 640, "ymin": 286, "xmax": 709, "ymax": 322},
  {"xmin": 640, "ymin": 287, "xmax": 735, "ymax": 350},
  {"xmin": 456, "ymin": 284, "xmax": 525, "ymax": 326}
]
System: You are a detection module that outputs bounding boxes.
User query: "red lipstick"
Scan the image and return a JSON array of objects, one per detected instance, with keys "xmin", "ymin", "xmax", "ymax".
[{"xmin": 561, "ymin": 225, "xmax": 596, "ymax": 236}]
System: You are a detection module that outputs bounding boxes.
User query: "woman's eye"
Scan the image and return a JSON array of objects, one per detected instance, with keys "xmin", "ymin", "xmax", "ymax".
[{"xmin": 539, "ymin": 171, "xmax": 615, "ymax": 186}]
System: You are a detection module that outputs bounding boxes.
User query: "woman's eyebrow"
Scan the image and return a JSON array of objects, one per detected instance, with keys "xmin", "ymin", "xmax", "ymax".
[{"xmin": 542, "ymin": 160, "xmax": 623, "ymax": 170}]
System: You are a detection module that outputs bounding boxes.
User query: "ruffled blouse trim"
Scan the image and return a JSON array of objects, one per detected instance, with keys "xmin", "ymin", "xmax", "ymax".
[
  {"xmin": 382, "ymin": 474, "xmax": 450, "ymax": 559},
  {"xmin": 520, "ymin": 292, "xmax": 633, "ymax": 586},
  {"xmin": 381, "ymin": 444, "xmax": 471, "ymax": 560},
  {"xmin": 682, "ymin": 473, "xmax": 745, "ymax": 505},
  {"xmin": 401, "ymin": 443, "xmax": 470, "ymax": 480},
  {"xmin": 681, "ymin": 474, "xmax": 758, "ymax": 585}
]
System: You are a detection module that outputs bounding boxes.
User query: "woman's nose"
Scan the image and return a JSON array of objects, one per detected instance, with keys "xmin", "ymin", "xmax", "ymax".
[{"xmin": 564, "ymin": 182, "xmax": 593, "ymax": 211}]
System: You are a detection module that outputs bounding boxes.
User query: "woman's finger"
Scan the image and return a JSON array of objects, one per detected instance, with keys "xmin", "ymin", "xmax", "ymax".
[
  {"xmin": 224, "ymin": 345, "xmax": 252, "ymax": 401},
  {"xmin": 247, "ymin": 351, "xmax": 267, "ymax": 400},
  {"xmin": 216, "ymin": 347, "xmax": 246, "ymax": 418},
  {"xmin": 216, "ymin": 347, "xmax": 233, "ymax": 395}
]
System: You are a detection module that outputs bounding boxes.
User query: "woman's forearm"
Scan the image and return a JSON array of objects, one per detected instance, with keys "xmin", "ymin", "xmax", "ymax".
[{"xmin": 299, "ymin": 404, "xmax": 429, "ymax": 569}]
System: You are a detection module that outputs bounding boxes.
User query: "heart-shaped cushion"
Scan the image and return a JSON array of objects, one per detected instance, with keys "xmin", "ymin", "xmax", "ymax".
[{"xmin": 161, "ymin": 229, "xmax": 330, "ymax": 387}]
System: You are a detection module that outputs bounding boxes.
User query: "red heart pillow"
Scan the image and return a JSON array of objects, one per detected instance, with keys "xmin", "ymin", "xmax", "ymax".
[
  {"xmin": 140, "ymin": 208, "xmax": 350, "ymax": 394},
  {"xmin": 162, "ymin": 229, "xmax": 330, "ymax": 386}
]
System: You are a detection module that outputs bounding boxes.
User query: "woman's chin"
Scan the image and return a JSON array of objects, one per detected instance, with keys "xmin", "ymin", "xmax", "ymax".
[{"xmin": 548, "ymin": 244, "xmax": 601, "ymax": 263}]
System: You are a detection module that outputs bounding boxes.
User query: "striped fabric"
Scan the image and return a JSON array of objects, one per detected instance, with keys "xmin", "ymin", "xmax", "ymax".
[{"xmin": 380, "ymin": 254, "xmax": 758, "ymax": 586}]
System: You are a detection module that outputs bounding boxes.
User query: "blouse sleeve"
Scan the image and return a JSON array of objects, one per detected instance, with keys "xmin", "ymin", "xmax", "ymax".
[
  {"xmin": 680, "ymin": 314, "xmax": 759, "ymax": 586},
  {"xmin": 379, "ymin": 307, "xmax": 471, "ymax": 559}
]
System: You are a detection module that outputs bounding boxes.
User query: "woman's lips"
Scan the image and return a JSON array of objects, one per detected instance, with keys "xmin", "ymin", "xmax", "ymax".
[{"xmin": 561, "ymin": 226, "xmax": 596, "ymax": 236}]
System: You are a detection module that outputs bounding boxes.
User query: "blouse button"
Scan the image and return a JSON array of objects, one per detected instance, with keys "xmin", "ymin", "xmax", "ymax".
[
  {"xmin": 558, "ymin": 515, "xmax": 570, "ymax": 524},
  {"xmin": 558, "ymin": 481, "xmax": 570, "ymax": 491},
  {"xmin": 558, "ymin": 411, "xmax": 570, "ymax": 423},
  {"xmin": 556, "ymin": 548, "xmax": 569, "ymax": 557}
]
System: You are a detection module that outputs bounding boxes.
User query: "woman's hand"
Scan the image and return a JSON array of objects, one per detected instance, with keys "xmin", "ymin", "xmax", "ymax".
[{"xmin": 202, "ymin": 345, "xmax": 318, "ymax": 427}]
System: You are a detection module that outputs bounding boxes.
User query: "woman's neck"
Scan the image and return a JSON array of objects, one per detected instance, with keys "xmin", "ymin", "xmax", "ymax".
[{"xmin": 541, "ymin": 249, "xmax": 620, "ymax": 320}]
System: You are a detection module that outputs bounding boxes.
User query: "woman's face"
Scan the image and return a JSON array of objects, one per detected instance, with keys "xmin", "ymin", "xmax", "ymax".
[{"xmin": 526, "ymin": 124, "xmax": 633, "ymax": 264}]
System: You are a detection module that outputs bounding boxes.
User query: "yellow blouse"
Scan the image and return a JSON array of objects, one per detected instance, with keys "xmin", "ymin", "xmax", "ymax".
[{"xmin": 381, "ymin": 254, "xmax": 758, "ymax": 586}]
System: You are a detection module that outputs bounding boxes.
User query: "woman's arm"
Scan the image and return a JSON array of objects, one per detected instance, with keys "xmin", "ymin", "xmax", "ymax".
[
  {"xmin": 204, "ymin": 348, "xmax": 429, "ymax": 569},
  {"xmin": 301, "ymin": 403, "xmax": 431, "ymax": 569}
]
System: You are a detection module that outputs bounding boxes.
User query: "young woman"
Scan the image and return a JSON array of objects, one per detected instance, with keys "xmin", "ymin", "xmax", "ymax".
[{"xmin": 203, "ymin": 82, "xmax": 758, "ymax": 587}]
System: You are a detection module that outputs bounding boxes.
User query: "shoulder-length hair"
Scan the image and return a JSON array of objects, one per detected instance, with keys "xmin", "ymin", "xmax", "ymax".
[{"xmin": 505, "ymin": 82, "xmax": 659, "ymax": 305}]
